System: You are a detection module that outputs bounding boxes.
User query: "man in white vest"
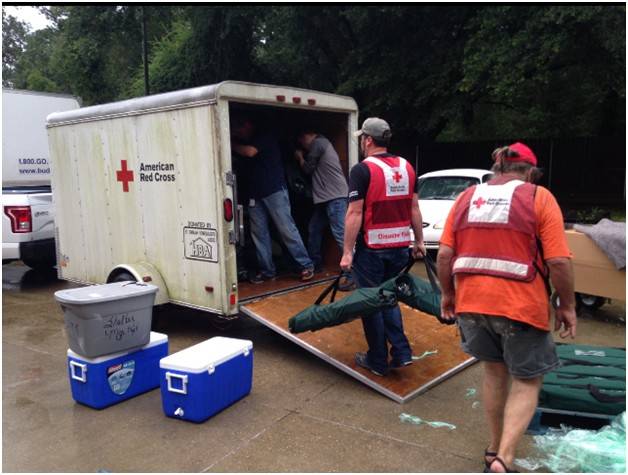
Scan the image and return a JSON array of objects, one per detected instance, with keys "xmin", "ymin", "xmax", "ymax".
[
  {"xmin": 437, "ymin": 143, "xmax": 577, "ymax": 473},
  {"xmin": 341, "ymin": 117, "xmax": 425, "ymax": 377}
]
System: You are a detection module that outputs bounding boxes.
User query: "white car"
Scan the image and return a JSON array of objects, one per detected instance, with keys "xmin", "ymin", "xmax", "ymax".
[{"xmin": 417, "ymin": 168, "xmax": 494, "ymax": 250}]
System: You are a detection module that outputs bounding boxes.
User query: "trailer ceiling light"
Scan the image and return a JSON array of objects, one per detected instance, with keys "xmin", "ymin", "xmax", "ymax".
[
  {"xmin": 276, "ymin": 95, "xmax": 286, "ymax": 102},
  {"xmin": 4, "ymin": 206, "xmax": 32, "ymax": 233},
  {"xmin": 307, "ymin": 99, "xmax": 316, "ymax": 106},
  {"xmin": 223, "ymin": 199, "xmax": 233, "ymax": 222},
  {"xmin": 292, "ymin": 97, "xmax": 301, "ymax": 104}
]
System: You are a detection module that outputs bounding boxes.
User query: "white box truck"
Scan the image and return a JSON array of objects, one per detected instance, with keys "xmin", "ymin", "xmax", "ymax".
[
  {"xmin": 3, "ymin": 89, "xmax": 80, "ymax": 269},
  {"xmin": 47, "ymin": 81, "xmax": 475, "ymax": 402}
]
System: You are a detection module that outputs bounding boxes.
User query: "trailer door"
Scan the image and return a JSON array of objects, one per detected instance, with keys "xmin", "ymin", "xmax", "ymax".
[{"xmin": 240, "ymin": 282, "xmax": 475, "ymax": 403}]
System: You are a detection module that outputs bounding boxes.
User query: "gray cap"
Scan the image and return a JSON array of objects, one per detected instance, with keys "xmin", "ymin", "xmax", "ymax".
[{"xmin": 353, "ymin": 117, "xmax": 392, "ymax": 140}]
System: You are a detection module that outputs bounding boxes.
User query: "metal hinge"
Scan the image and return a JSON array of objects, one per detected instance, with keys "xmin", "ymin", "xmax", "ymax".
[
  {"xmin": 228, "ymin": 230, "xmax": 237, "ymax": 244},
  {"xmin": 226, "ymin": 171, "xmax": 235, "ymax": 187}
]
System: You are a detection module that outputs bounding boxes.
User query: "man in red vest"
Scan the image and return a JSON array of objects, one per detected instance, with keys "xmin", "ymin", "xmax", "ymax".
[
  {"xmin": 340, "ymin": 117, "xmax": 425, "ymax": 377},
  {"xmin": 437, "ymin": 143, "xmax": 577, "ymax": 473}
]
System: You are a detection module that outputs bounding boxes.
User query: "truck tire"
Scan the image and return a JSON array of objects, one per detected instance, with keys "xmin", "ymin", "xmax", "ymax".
[{"xmin": 22, "ymin": 256, "xmax": 56, "ymax": 270}]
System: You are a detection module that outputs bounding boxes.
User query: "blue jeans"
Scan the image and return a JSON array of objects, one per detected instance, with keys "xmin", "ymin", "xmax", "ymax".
[
  {"xmin": 307, "ymin": 198, "xmax": 347, "ymax": 269},
  {"xmin": 249, "ymin": 188, "xmax": 313, "ymax": 277},
  {"xmin": 352, "ymin": 245, "xmax": 412, "ymax": 374}
]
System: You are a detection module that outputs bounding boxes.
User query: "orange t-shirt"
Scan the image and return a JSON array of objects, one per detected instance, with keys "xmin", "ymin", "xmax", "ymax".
[{"xmin": 439, "ymin": 185, "xmax": 571, "ymax": 330}]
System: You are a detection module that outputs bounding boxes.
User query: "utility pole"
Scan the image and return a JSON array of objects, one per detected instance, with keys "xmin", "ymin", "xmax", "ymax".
[{"xmin": 142, "ymin": 6, "xmax": 149, "ymax": 96}]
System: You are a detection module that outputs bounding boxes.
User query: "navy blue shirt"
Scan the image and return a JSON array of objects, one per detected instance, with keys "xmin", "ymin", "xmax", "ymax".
[{"xmin": 240, "ymin": 133, "xmax": 286, "ymax": 200}]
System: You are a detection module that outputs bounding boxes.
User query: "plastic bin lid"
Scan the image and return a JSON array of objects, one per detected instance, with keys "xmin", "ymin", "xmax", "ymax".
[
  {"xmin": 55, "ymin": 281, "xmax": 158, "ymax": 305},
  {"xmin": 67, "ymin": 331, "xmax": 168, "ymax": 363},
  {"xmin": 160, "ymin": 337, "xmax": 253, "ymax": 373}
]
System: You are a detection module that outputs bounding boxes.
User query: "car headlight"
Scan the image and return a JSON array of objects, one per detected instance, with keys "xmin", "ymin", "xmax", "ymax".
[{"xmin": 433, "ymin": 221, "xmax": 445, "ymax": 230}]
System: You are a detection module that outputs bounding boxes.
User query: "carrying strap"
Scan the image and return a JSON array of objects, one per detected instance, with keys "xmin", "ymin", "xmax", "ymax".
[
  {"xmin": 588, "ymin": 384, "xmax": 626, "ymax": 403},
  {"xmin": 560, "ymin": 357, "xmax": 626, "ymax": 370},
  {"xmin": 315, "ymin": 274, "xmax": 342, "ymax": 305},
  {"xmin": 555, "ymin": 373, "xmax": 626, "ymax": 382},
  {"xmin": 400, "ymin": 254, "xmax": 441, "ymax": 294}
]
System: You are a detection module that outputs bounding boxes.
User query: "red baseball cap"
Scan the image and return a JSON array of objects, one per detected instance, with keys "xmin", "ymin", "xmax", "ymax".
[{"xmin": 507, "ymin": 142, "xmax": 537, "ymax": 166}]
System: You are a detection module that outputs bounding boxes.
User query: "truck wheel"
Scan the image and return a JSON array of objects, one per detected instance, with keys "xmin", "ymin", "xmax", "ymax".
[
  {"xmin": 576, "ymin": 293, "xmax": 606, "ymax": 310},
  {"xmin": 22, "ymin": 257, "xmax": 56, "ymax": 270}
]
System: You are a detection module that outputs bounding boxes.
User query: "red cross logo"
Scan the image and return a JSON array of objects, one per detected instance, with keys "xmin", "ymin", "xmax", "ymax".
[
  {"xmin": 116, "ymin": 160, "xmax": 134, "ymax": 192},
  {"xmin": 472, "ymin": 197, "xmax": 486, "ymax": 209},
  {"xmin": 393, "ymin": 170, "xmax": 403, "ymax": 183}
]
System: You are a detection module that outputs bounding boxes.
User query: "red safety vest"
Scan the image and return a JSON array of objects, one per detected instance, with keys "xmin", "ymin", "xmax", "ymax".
[
  {"xmin": 451, "ymin": 177, "xmax": 545, "ymax": 281},
  {"xmin": 362, "ymin": 155, "xmax": 415, "ymax": 249}
]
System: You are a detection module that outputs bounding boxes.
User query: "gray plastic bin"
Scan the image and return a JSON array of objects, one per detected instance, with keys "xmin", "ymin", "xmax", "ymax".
[{"xmin": 55, "ymin": 281, "xmax": 158, "ymax": 358}]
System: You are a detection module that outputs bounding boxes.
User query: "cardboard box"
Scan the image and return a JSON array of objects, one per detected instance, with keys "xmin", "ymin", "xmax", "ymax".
[{"xmin": 565, "ymin": 230, "xmax": 626, "ymax": 301}]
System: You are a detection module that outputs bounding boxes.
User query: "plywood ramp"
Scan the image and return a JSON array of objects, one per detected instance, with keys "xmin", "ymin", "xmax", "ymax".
[{"xmin": 240, "ymin": 283, "xmax": 475, "ymax": 403}]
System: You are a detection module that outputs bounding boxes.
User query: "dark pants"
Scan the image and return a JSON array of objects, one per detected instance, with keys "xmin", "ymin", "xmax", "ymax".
[
  {"xmin": 307, "ymin": 197, "xmax": 347, "ymax": 269},
  {"xmin": 352, "ymin": 245, "xmax": 412, "ymax": 374}
]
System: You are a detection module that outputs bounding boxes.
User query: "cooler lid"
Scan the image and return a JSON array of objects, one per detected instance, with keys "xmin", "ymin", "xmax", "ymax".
[
  {"xmin": 160, "ymin": 337, "xmax": 252, "ymax": 373},
  {"xmin": 67, "ymin": 332, "xmax": 168, "ymax": 363},
  {"xmin": 55, "ymin": 281, "xmax": 158, "ymax": 305}
]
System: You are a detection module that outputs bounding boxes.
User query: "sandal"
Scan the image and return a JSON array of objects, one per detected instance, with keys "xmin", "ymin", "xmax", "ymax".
[
  {"xmin": 486, "ymin": 456, "xmax": 519, "ymax": 473},
  {"xmin": 483, "ymin": 448, "xmax": 498, "ymax": 469}
]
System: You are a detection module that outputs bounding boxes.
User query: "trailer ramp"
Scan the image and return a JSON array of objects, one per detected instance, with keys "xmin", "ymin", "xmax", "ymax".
[{"xmin": 240, "ymin": 282, "xmax": 475, "ymax": 403}]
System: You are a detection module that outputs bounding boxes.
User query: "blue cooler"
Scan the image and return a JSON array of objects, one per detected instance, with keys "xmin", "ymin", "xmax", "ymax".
[
  {"xmin": 68, "ymin": 331, "xmax": 168, "ymax": 409},
  {"xmin": 159, "ymin": 336, "xmax": 253, "ymax": 423}
]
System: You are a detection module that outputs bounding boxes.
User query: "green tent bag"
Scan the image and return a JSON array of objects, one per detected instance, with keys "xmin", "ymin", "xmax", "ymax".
[
  {"xmin": 539, "ymin": 344, "xmax": 626, "ymax": 416},
  {"xmin": 288, "ymin": 255, "xmax": 451, "ymax": 334},
  {"xmin": 288, "ymin": 275, "xmax": 397, "ymax": 333},
  {"xmin": 379, "ymin": 254, "xmax": 446, "ymax": 322}
]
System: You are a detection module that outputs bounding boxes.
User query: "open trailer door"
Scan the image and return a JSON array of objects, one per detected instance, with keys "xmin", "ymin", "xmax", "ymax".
[{"xmin": 240, "ymin": 282, "xmax": 476, "ymax": 403}]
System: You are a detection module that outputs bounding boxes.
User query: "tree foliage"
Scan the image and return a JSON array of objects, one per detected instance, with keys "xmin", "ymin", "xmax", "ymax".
[
  {"xmin": 2, "ymin": 12, "xmax": 29, "ymax": 86},
  {"xmin": 2, "ymin": 5, "xmax": 624, "ymax": 141}
]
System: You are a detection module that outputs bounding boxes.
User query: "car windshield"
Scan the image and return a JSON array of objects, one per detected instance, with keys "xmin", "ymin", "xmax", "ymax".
[{"xmin": 418, "ymin": 176, "xmax": 480, "ymax": 200}]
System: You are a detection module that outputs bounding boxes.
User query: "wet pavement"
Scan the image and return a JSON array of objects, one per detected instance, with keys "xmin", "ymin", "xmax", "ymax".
[{"xmin": 2, "ymin": 261, "xmax": 625, "ymax": 472}]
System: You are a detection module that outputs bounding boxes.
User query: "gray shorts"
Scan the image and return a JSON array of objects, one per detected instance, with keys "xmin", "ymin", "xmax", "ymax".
[{"xmin": 457, "ymin": 313, "xmax": 560, "ymax": 379}]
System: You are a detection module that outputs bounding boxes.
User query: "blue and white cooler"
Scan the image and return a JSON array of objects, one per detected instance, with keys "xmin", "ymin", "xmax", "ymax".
[
  {"xmin": 68, "ymin": 331, "xmax": 168, "ymax": 409},
  {"xmin": 159, "ymin": 336, "xmax": 253, "ymax": 423}
]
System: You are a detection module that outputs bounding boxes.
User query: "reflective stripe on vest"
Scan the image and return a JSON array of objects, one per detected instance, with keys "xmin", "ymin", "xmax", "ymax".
[
  {"xmin": 451, "ymin": 179, "xmax": 539, "ymax": 282},
  {"xmin": 453, "ymin": 256, "xmax": 530, "ymax": 278},
  {"xmin": 362, "ymin": 156, "xmax": 415, "ymax": 249}
]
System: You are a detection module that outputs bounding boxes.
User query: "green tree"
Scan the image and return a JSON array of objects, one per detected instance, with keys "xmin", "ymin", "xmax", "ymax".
[
  {"xmin": 12, "ymin": 27, "xmax": 63, "ymax": 92},
  {"xmin": 452, "ymin": 5, "xmax": 626, "ymax": 139},
  {"xmin": 2, "ymin": 11, "xmax": 29, "ymax": 87}
]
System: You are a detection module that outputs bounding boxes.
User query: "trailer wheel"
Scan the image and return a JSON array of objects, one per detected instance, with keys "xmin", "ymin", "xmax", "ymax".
[
  {"xmin": 552, "ymin": 292, "xmax": 606, "ymax": 311},
  {"xmin": 576, "ymin": 293, "xmax": 606, "ymax": 310},
  {"xmin": 107, "ymin": 270, "xmax": 136, "ymax": 283}
]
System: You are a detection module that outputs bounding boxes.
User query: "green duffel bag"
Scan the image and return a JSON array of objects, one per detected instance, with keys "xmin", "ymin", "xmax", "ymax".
[
  {"xmin": 380, "ymin": 254, "xmax": 450, "ymax": 324},
  {"xmin": 289, "ymin": 255, "xmax": 450, "ymax": 334},
  {"xmin": 539, "ymin": 344, "xmax": 626, "ymax": 416},
  {"xmin": 288, "ymin": 275, "xmax": 398, "ymax": 334}
]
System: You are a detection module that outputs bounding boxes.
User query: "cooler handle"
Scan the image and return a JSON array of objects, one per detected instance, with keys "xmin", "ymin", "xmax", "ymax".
[
  {"xmin": 70, "ymin": 361, "xmax": 87, "ymax": 383},
  {"xmin": 165, "ymin": 372, "xmax": 188, "ymax": 395}
]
